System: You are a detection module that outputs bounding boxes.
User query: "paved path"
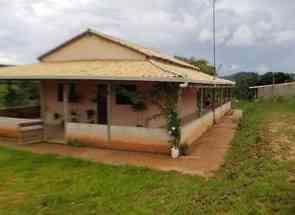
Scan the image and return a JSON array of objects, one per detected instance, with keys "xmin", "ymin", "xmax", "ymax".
[{"xmin": 0, "ymin": 114, "xmax": 237, "ymax": 177}]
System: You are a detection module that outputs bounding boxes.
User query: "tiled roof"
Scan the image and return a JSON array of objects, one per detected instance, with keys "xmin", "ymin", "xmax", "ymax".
[
  {"xmin": 150, "ymin": 60, "xmax": 234, "ymax": 85},
  {"xmin": 0, "ymin": 60, "xmax": 234, "ymax": 85},
  {"xmin": 39, "ymin": 29, "xmax": 198, "ymax": 70}
]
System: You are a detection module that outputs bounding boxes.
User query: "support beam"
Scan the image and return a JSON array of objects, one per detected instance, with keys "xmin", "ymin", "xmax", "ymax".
[
  {"xmin": 177, "ymin": 87, "xmax": 183, "ymax": 125},
  {"xmin": 107, "ymin": 82, "xmax": 112, "ymax": 144},
  {"xmin": 39, "ymin": 81, "xmax": 47, "ymax": 141},
  {"xmin": 63, "ymin": 83, "xmax": 69, "ymax": 140},
  {"xmin": 200, "ymin": 88, "xmax": 203, "ymax": 116},
  {"xmin": 212, "ymin": 87, "xmax": 216, "ymax": 124}
]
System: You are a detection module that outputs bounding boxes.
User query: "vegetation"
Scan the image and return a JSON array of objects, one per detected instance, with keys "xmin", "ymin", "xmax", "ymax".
[
  {"xmin": 0, "ymin": 98, "xmax": 295, "ymax": 214},
  {"xmin": 150, "ymin": 83, "xmax": 181, "ymax": 147},
  {"xmin": 175, "ymin": 56, "xmax": 216, "ymax": 76},
  {"xmin": 224, "ymin": 72, "xmax": 294, "ymax": 100},
  {"xmin": 117, "ymin": 83, "xmax": 182, "ymax": 147},
  {"xmin": 0, "ymin": 81, "xmax": 39, "ymax": 107}
]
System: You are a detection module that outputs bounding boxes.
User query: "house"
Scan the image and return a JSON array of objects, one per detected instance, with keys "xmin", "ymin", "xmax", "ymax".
[
  {"xmin": 250, "ymin": 82, "xmax": 295, "ymax": 100},
  {"xmin": 0, "ymin": 29, "xmax": 234, "ymax": 156}
]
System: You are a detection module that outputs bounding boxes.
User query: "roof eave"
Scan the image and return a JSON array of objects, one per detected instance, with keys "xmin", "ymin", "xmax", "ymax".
[{"xmin": 0, "ymin": 75, "xmax": 235, "ymax": 86}]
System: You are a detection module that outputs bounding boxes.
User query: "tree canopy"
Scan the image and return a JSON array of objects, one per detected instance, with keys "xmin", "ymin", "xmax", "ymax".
[{"xmin": 175, "ymin": 56, "xmax": 216, "ymax": 76}]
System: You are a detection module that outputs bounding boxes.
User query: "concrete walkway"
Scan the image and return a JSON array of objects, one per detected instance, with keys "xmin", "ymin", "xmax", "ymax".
[{"xmin": 0, "ymin": 114, "xmax": 238, "ymax": 177}]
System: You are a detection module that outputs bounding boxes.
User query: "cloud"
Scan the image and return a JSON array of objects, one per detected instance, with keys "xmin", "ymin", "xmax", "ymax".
[
  {"xmin": 0, "ymin": 53, "xmax": 19, "ymax": 65},
  {"xmin": 0, "ymin": 0, "xmax": 295, "ymax": 74},
  {"xmin": 274, "ymin": 30, "xmax": 295, "ymax": 45},
  {"xmin": 227, "ymin": 25, "xmax": 255, "ymax": 46}
]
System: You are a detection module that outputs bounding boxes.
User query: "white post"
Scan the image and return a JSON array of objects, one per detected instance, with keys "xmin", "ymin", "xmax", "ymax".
[
  {"xmin": 39, "ymin": 81, "xmax": 47, "ymax": 141},
  {"xmin": 63, "ymin": 83, "xmax": 69, "ymax": 140},
  {"xmin": 107, "ymin": 82, "xmax": 112, "ymax": 144}
]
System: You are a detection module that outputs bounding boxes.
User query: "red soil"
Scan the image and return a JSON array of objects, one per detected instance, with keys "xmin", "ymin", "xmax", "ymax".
[{"xmin": 0, "ymin": 114, "xmax": 237, "ymax": 177}]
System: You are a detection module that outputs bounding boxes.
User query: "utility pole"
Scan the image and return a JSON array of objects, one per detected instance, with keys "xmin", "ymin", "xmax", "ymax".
[{"xmin": 212, "ymin": 0, "xmax": 217, "ymax": 124}]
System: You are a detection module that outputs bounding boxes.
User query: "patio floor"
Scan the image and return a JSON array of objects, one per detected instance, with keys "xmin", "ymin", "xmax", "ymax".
[{"xmin": 0, "ymin": 114, "xmax": 238, "ymax": 177}]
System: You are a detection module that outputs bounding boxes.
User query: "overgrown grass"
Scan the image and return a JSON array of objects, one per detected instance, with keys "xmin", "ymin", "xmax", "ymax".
[{"xmin": 1, "ymin": 98, "xmax": 295, "ymax": 214}]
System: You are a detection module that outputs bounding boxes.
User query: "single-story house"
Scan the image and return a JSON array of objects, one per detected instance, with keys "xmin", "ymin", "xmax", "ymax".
[{"xmin": 0, "ymin": 29, "xmax": 234, "ymax": 156}]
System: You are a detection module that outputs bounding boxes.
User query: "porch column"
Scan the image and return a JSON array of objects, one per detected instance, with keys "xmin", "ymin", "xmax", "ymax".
[
  {"xmin": 200, "ymin": 88, "xmax": 203, "ymax": 116},
  {"xmin": 177, "ymin": 87, "xmax": 183, "ymax": 124},
  {"xmin": 221, "ymin": 88, "xmax": 224, "ymax": 104},
  {"xmin": 212, "ymin": 86, "xmax": 216, "ymax": 124},
  {"xmin": 63, "ymin": 83, "xmax": 69, "ymax": 136},
  {"xmin": 107, "ymin": 82, "xmax": 112, "ymax": 144},
  {"xmin": 39, "ymin": 81, "xmax": 47, "ymax": 141}
]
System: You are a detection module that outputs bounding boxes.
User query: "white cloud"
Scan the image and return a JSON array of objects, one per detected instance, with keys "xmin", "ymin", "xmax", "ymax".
[
  {"xmin": 199, "ymin": 29, "xmax": 211, "ymax": 42},
  {"xmin": 227, "ymin": 25, "xmax": 255, "ymax": 46},
  {"xmin": 0, "ymin": 0, "xmax": 295, "ymax": 74},
  {"xmin": 274, "ymin": 30, "xmax": 295, "ymax": 45},
  {"xmin": 0, "ymin": 53, "xmax": 19, "ymax": 65}
]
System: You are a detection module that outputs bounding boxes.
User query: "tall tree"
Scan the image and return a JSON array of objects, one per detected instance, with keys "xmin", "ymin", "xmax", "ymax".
[{"xmin": 175, "ymin": 56, "xmax": 216, "ymax": 76}]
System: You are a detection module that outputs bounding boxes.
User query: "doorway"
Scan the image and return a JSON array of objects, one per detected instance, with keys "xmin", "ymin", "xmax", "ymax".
[{"xmin": 97, "ymin": 84, "xmax": 108, "ymax": 124}]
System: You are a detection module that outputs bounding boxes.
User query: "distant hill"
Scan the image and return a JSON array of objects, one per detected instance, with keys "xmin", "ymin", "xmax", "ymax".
[{"xmin": 222, "ymin": 72, "xmax": 258, "ymax": 83}]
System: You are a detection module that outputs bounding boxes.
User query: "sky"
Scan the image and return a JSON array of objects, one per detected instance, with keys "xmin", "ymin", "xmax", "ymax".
[{"xmin": 0, "ymin": 0, "xmax": 295, "ymax": 75}]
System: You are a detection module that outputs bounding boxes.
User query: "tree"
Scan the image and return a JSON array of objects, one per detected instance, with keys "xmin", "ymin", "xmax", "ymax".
[
  {"xmin": 233, "ymin": 72, "xmax": 259, "ymax": 100},
  {"xmin": 258, "ymin": 72, "xmax": 293, "ymax": 86},
  {"xmin": 1, "ymin": 81, "xmax": 39, "ymax": 107},
  {"xmin": 175, "ymin": 56, "xmax": 216, "ymax": 76}
]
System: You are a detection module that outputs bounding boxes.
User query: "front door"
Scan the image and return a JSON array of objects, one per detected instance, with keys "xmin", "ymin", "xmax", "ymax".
[{"xmin": 97, "ymin": 84, "xmax": 108, "ymax": 124}]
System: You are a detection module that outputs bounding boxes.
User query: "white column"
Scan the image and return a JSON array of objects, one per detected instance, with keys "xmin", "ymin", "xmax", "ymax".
[
  {"xmin": 39, "ymin": 81, "xmax": 47, "ymax": 141},
  {"xmin": 107, "ymin": 82, "xmax": 112, "ymax": 144},
  {"xmin": 63, "ymin": 83, "xmax": 69, "ymax": 138}
]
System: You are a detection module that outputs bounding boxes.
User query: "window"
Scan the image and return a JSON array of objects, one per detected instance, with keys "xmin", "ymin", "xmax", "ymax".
[
  {"xmin": 116, "ymin": 85, "xmax": 136, "ymax": 105},
  {"xmin": 57, "ymin": 83, "xmax": 64, "ymax": 102}
]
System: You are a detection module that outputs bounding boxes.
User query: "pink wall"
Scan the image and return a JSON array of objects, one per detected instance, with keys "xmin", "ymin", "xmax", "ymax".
[
  {"xmin": 180, "ymin": 88, "xmax": 198, "ymax": 118},
  {"xmin": 43, "ymin": 80, "xmax": 167, "ymax": 128},
  {"xmin": 43, "ymin": 80, "xmax": 201, "ymax": 128},
  {"xmin": 43, "ymin": 81, "xmax": 201, "ymax": 128}
]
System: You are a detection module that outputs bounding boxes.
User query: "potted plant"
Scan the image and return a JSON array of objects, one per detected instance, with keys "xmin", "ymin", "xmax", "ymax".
[
  {"xmin": 167, "ymin": 110, "xmax": 181, "ymax": 159},
  {"xmin": 171, "ymin": 144, "xmax": 180, "ymax": 159}
]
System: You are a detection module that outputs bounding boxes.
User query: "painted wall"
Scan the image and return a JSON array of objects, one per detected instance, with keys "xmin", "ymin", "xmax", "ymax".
[
  {"xmin": 256, "ymin": 82, "xmax": 295, "ymax": 99},
  {"xmin": 65, "ymin": 102, "xmax": 231, "ymax": 154},
  {"xmin": 66, "ymin": 123, "xmax": 171, "ymax": 154},
  {"xmin": 43, "ymin": 80, "xmax": 166, "ymax": 128},
  {"xmin": 41, "ymin": 34, "xmax": 146, "ymax": 62},
  {"xmin": 181, "ymin": 102, "xmax": 231, "ymax": 146}
]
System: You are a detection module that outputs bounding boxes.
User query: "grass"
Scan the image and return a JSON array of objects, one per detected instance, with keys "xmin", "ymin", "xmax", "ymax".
[{"xmin": 1, "ymin": 98, "xmax": 295, "ymax": 214}]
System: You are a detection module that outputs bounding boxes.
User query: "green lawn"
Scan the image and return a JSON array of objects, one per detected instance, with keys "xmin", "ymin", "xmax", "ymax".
[{"xmin": 1, "ymin": 98, "xmax": 295, "ymax": 214}]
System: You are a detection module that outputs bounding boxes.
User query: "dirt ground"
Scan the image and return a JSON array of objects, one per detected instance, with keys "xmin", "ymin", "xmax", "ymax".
[
  {"xmin": 265, "ymin": 117, "xmax": 295, "ymax": 161},
  {"xmin": 0, "ymin": 114, "xmax": 238, "ymax": 177}
]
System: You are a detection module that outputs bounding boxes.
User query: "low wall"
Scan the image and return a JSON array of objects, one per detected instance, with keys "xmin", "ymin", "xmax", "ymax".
[
  {"xmin": 0, "ymin": 117, "xmax": 20, "ymax": 138},
  {"xmin": 256, "ymin": 82, "xmax": 295, "ymax": 99},
  {"xmin": 66, "ymin": 102, "xmax": 231, "ymax": 154},
  {"xmin": 181, "ymin": 102, "xmax": 231, "ymax": 146},
  {"xmin": 0, "ymin": 117, "xmax": 42, "ymax": 141},
  {"xmin": 66, "ymin": 123, "xmax": 171, "ymax": 154}
]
